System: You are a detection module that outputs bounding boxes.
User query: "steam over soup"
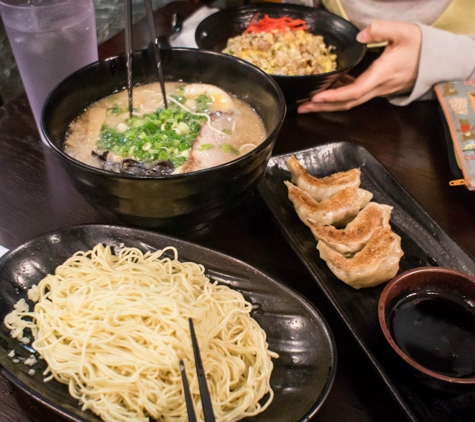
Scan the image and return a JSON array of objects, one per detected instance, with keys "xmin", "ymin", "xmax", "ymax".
[{"xmin": 64, "ymin": 82, "xmax": 267, "ymax": 175}]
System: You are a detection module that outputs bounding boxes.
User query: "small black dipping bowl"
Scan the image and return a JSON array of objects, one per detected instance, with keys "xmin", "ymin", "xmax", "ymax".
[
  {"xmin": 378, "ymin": 267, "xmax": 475, "ymax": 393},
  {"xmin": 195, "ymin": 3, "xmax": 366, "ymax": 111},
  {"xmin": 41, "ymin": 48, "xmax": 286, "ymax": 231}
]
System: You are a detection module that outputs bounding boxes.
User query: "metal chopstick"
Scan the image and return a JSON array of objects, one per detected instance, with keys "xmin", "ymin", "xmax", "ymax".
[
  {"xmin": 124, "ymin": 0, "xmax": 134, "ymax": 118},
  {"xmin": 188, "ymin": 318, "xmax": 215, "ymax": 422},
  {"xmin": 143, "ymin": 0, "xmax": 168, "ymax": 108}
]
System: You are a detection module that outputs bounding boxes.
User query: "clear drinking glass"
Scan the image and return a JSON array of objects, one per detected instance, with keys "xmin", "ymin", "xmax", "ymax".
[{"xmin": 0, "ymin": 0, "xmax": 98, "ymax": 137}]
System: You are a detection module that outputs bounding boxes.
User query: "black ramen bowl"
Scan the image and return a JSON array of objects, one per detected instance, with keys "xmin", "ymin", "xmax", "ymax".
[
  {"xmin": 195, "ymin": 3, "xmax": 366, "ymax": 110},
  {"xmin": 41, "ymin": 48, "xmax": 286, "ymax": 231},
  {"xmin": 378, "ymin": 267, "xmax": 475, "ymax": 393}
]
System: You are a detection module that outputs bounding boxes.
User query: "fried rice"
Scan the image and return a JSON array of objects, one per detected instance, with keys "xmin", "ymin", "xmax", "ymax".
[{"xmin": 222, "ymin": 29, "xmax": 337, "ymax": 76}]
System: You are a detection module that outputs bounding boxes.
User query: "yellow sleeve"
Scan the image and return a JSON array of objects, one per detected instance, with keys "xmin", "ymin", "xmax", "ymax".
[
  {"xmin": 432, "ymin": 0, "xmax": 475, "ymax": 35},
  {"xmin": 320, "ymin": 0, "xmax": 348, "ymax": 20},
  {"xmin": 321, "ymin": 0, "xmax": 475, "ymax": 35}
]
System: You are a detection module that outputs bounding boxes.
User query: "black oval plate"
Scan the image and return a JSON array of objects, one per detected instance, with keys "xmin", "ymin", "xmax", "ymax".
[{"xmin": 0, "ymin": 224, "xmax": 336, "ymax": 422}]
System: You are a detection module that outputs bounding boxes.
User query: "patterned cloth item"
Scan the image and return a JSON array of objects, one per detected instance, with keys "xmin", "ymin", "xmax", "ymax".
[{"xmin": 435, "ymin": 80, "xmax": 475, "ymax": 190}]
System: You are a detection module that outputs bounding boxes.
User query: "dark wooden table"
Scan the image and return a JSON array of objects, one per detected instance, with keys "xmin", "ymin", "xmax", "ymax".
[{"xmin": 1, "ymin": 2, "xmax": 474, "ymax": 421}]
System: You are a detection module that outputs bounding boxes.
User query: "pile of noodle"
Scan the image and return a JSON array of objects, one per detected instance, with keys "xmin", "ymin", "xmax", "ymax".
[{"xmin": 4, "ymin": 244, "xmax": 277, "ymax": 422}]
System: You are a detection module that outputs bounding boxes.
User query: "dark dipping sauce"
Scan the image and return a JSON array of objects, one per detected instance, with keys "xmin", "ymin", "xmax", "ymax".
[{"xmin": 389, "ymin": 292, "xmax": 475, "ymax": 378}]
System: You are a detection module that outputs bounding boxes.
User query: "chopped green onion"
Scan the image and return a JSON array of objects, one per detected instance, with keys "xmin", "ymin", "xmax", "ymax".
[
  {"xmin": 199, "ymin": 143, "xmax": 215, "ymax": 151},
  {"xmin": 108, "ymin": 105, "xmax": 122, "ymax": 114},
  {"xmin": 221, "ymin": 143, "xmax": 239, "ymax": 155},
  {"xmin": 96, "ymin": 105, "xmax": 207, "ymax": 168},
  {"xmin": 196, "ymin": 94, "xmax": 212, "ymax": 113},
  {"xmin": 176, "ymin": 122, "xmax": 190, "ymax": 134}
]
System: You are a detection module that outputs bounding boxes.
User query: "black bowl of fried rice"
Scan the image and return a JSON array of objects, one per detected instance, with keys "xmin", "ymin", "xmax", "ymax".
[{"xmin": 195, "ymin": 3, "xmax": 366, "ymax": 111}]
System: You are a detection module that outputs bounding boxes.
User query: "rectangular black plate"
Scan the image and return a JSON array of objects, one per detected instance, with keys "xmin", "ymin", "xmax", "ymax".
[{"xmin": 257, "ymin": 141, "xmax": 475, "ymax": 422}]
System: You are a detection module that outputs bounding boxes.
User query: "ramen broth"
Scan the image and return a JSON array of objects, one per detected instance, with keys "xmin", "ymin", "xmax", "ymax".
[{"xmin": 64, "ymin": 82, "xmax": 267, "ymax": 175}]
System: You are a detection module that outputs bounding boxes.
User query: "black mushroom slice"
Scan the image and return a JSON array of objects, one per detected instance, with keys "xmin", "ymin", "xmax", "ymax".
[
  {"xmin": 92, "ymin": 150, "xmax": 175, "ymax": 176},
  {"xmin": 92, "ymin": 150, "xmax": 109, "ymax": 161},
  {"xmin": 120, "ymin": 159, "xmax": 175, "ymax": 176}
]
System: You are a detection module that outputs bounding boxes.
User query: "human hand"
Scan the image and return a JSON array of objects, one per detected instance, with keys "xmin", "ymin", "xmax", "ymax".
[{"xmin": 298, "ymin": 20, "xmax": 422, "ymax": 113}]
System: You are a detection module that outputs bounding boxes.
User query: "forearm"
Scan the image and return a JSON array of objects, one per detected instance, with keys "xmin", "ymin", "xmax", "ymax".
[{"xmin": 389, "ymin": 25, "xmax": 475, "ymax": 105}]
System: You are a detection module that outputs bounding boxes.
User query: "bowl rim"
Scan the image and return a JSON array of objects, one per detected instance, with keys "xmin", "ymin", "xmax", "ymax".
[
  {"xmin": 40, "ymin": 47, "xmax": 286, "ymax": 180},
  {"xmin": 194, "ymin": 3, "xmax": 367, "ymax": 79},
  {"xmin": 378, "ymin": 266, "xmax": 475, "ymax": 384}
]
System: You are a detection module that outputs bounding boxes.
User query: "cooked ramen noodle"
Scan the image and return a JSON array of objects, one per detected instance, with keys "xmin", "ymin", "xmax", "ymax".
[
  {"xmin": 4, "ymin": 244, "xmax": 277, "ymax": 422},
  {"xmin": 64, "ymin": 82, "xmax": 267, "ymax": 176}
]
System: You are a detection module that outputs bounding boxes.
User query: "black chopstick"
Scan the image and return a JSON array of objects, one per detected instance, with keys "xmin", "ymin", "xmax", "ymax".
[
  {"xmin": 143, "ymin": 0, "xmax": 168, "ymax": 109},
  {"xmin": 188, "ymin": 318, "xmax": 216, "ymax": 422},
  {"xmin": 180, "ymin": 359, "xmax": 197, "ymax": 422},
  {"xmin": 124, "ymin": 0, "xmax": 134, "ymax": 118}
]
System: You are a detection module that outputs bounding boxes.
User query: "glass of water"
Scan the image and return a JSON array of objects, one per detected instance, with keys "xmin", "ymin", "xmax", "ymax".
[{"xmin": 0, "ymin": 0, "xmax": 98, "ymax": 138}]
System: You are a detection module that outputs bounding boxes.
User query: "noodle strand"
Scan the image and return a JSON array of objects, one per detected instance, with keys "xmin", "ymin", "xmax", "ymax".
[{"xmin": 4, "ymin": 244, "xmax": 277, "ymax": 422}]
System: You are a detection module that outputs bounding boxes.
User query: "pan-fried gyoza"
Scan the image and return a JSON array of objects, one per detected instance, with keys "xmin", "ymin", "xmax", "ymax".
[
  {"xmin": 308, "ymin": 202, "xmax": 393, "ymax": 255},
  {"xmin": 284, "ymin": 181, "xmax": 373, "ymax": 227},
  {"xmin": 317, "ymin": 227, "xmax": 404, "ymax": 289},
  {"xmin": 286, "ymin": 155, "xmax": 361, "ymax": 201},
  {"xmin": 285, "ymin": 155, "xmax": 404, "ymax": 289}
]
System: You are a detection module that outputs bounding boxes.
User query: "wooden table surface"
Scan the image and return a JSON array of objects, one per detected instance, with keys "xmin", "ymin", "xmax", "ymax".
[{"xmin": 1, "ymin": 2, "xmax": 474, "ymax": 422}]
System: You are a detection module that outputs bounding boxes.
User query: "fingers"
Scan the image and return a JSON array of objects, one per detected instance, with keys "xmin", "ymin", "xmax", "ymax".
[
  {"xmin": 356, "ymin": 20, "xmax": 416, "ymax": 45},
  {"xmin": 330, "ymin": 73, "xmax": 356, "ymax": 86},
  {"xmin": 298, "ymin": 62, "xmax": 391, "ymax": 113},
  {"xmin": 298, "ymin": 67, "xmax": 396, "ymax": 113},
  {"xmin": 298, "ymin": 20, "xmax": 422, "ymax": 113},
  {"xmin": 310, "ymin": 74, "xmax": 355, "ymax": 94},
  {"xmin": 297, "ymin": 88, "xmax": 377, "ymax": 113},
  {"xmin": 308, "ymin": 82, "xmax": 371, "ymax": 105},
  {"xmin": 308, "ymin": 61, "xmax": 384, "ymax": 104},
  {"xmin": 298, "ymin": 21, "xmax": 421, "ymax": 113}
]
